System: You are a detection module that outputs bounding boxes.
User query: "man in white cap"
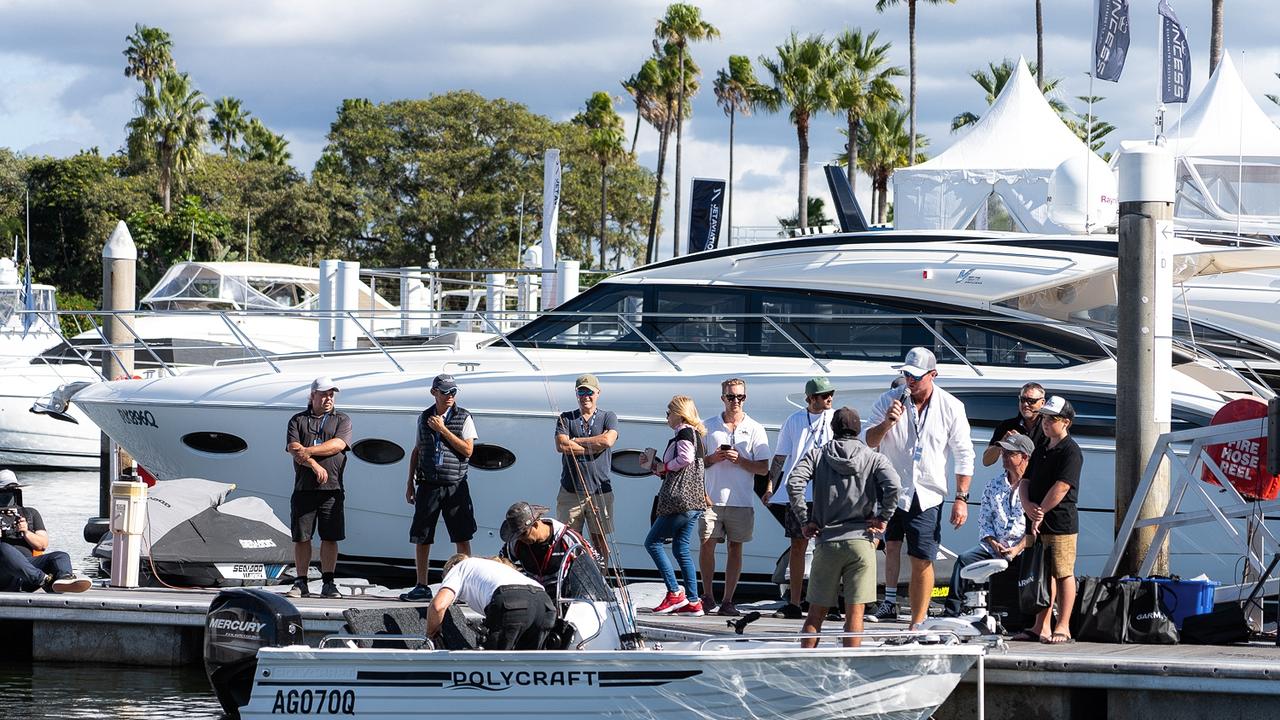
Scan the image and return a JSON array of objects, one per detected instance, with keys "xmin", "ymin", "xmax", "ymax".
[
  {"xmin": 0, "ymin": 471, "xmax": 92, "ymax": 594},
  {"xmin": 864, "ymin": 347, "xmax": 974, "ymax": 628},
  {"xmin": 285, "ymin": 376, "xmax": 353, "ymax": 599}
]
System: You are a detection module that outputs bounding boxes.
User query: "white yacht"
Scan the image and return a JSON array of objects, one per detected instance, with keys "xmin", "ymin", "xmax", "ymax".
[
  {"xmin": 0, "ymin": 261, "xmax": 392, "ymax": 468},
  {"xmin": 0, "ymin": 256, "xmax": 61, "ymax": 365},
  {"xmin": 65, "ymin": 232, "xmax": 1276, "ymax": 586}
]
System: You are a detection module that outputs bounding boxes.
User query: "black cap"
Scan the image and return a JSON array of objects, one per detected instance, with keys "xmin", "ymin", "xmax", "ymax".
[
  {"xmin": 432, "ymin": 374, "xmax": 458, "ymax": 393},
  {"xmin": 499, "ymin": 501, "xmax": 549, "ymax": 542},
  {"xmin": 831, "ymin": 406, "xmax": 861, "ymax": 438}
]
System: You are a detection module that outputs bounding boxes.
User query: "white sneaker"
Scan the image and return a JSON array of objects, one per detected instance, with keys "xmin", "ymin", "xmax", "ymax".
[{"xmin": 51, "ymin": 575, "xmax": 92, "ymax": 593}]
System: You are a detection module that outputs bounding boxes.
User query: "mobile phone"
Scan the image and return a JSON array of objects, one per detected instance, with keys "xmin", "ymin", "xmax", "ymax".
[
  {"xmin": 639, "ymin": 448, "xmax": 657, "ymax": 470},
  {"xmin": 719, "ymin": 444, "xmax": 731, "ymax": 451}
]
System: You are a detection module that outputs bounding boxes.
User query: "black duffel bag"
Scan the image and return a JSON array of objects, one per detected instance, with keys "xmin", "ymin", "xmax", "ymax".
[
  {"xmin": 1072, "ymin": 577, "xmax": 1179, "ymax": 644},
  {"xmin": 1125, "ymin": 579, "xmax": 1179, "ymax": 644},
  {"xmin": 1017, "ymin": 540, "xmax": 1052, "ymax": 615}
]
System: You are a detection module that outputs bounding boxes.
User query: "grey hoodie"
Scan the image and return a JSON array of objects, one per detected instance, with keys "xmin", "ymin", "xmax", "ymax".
[{"xmin": 786, "ymin": 436, "xmax": 901, "ymax": 543}]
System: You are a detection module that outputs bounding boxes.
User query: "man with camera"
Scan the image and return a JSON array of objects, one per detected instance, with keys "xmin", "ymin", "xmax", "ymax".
[{"xmin": 0, "ymin": 471, "xmax": 92, "ymax": 593}]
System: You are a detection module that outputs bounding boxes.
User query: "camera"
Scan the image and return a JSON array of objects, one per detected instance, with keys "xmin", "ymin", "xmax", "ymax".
[{"xmin": 0, "ymin": 507, "xmax": 23, "ymax": 539}]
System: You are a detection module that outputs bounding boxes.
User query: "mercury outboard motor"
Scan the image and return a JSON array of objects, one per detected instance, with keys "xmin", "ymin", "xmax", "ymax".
[{"xmin": 204, "ymin": 588, "xmax": 304, "ymax": 718}]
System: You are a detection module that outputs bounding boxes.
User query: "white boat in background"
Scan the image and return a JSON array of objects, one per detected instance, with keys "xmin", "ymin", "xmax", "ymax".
[
  {"xmin": 0, "ymin": 261, "xmax": 393, "ymax": 468},
  {"xmin": 0, "ymin": 256, "xmax": 61, "ymax": 365},
  {"xmin": 66, "ymin": 232, "xmax": 1280, "ymax": 585}
]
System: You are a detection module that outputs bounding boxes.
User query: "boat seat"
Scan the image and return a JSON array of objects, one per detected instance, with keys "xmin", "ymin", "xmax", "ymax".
[{"xmin": 340, "ymin": 604, "xmax": 482, "ymax": 650}]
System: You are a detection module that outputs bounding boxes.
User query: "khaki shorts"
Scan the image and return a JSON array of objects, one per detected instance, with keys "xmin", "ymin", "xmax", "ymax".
[
  {"xmin": 1041, "ymin": 533, "xmax": 1078, "ymax": 579},
  {"xmin": 806, "ymin": 537, "xmax": 878, "ymax": 608},
  {"xmin": 701, "ymin": 505, "xmax": 754, "ymax": 543},
  {"xmin": 556, "ymin": 488, "xmax": 614, "ymax": 536}
]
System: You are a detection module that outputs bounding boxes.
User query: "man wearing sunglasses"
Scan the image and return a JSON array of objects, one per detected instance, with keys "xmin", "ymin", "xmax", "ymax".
[
  {"xmin": 554, "ymin": 373, "xmax": 619, "ymax": 562},
  {"xmin": 700, "ymin": 378, "xmax": 770, "ymax": 616},
  {"xmin": 864, "ymin": 347, "xmax": 974, "ymax": 628},
  {"xmin": 401, "ymin": 374, "xmax": 479, "ymax": 602},
  {"xmin": 765, "ymin": 376, "xmax": 837, "ymax": 619},
  {"xmin": 982, "ymin": 383, "xmax": 1047, "ymax": 467}
]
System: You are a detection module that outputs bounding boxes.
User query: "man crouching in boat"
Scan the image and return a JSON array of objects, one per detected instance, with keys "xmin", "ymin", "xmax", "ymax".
[
  {"xmin": 787, "ymin": 408, "xmax": 900, "ymax": 648},
  {"xmin": 427, "ymin": 554, "xmax": 558, "ymax": 650},
  {"xmin": 498, "ymin": 501, "xmax": 604, "ymax": 601}
]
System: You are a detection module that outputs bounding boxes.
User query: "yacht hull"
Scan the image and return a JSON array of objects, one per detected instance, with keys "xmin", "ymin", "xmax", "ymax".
[
  {"xmin": 0, "ymin": 366, "xmax": 99, "ymax": 468},
  {"xmin": 241, "ymin": 642, "xmax": 982, "ymax": 720}
]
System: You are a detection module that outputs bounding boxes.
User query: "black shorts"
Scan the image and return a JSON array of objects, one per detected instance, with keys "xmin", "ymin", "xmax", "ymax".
[
  {"xmin": 768, "ymin": 502, "xmax": 813, "ymax": 540},
  {"xmin": 291, "ymin": 491, "xmax": 345, "ymax": 542},
  {"xmin": 410, "ymin": 481, "xmax": 477, "ymax": 545},
  {"xmin": 885, "ymin": 495, "xmax": 941, "ymax": 561}
]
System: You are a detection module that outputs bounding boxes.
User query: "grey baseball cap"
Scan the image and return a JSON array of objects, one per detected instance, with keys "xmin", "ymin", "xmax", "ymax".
[
  {"xmin": 499, "ymin": 501, "xmax": 550, "ymax": 542},
  {"xmin": 310, "ymin": 377, "xmax": 339, "ymax": 393},
  {"xmin": 897, "ymin": 347, "xmax": 937, "ymax": 376},
  {"xmin": 997, "ymin": 432, "xmax": 1036, "ymax": 456}
]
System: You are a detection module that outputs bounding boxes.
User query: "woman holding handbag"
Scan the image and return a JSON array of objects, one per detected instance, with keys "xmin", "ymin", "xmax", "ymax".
[{"xmin": 645, "ymin": 395, "xmax": 712, "ymax": 616}]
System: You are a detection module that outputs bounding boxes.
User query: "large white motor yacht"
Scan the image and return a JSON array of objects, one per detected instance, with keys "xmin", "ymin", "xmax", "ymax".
[
  {"xmin": 67, "ymin": 232, "xmax": 1278, "ymax": 586},
  {"xmin": 0, "ymin": 261, "xmax": 392, "ymax": 468}
]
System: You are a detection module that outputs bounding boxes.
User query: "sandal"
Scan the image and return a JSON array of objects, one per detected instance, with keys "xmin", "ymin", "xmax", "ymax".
[
  {"xmin": 1042, "ymin": 633, "xmax": 1075, "ymax": 644},
  {"xmin": 1009, "ymin": 630, "xmax": 1042, "ymax": 642}
]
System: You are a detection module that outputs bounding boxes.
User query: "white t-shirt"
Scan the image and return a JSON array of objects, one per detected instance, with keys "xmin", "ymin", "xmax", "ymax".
[
  {"xmin": 864, "ymin": 385, "xmax": 974, "ymax": 512},
  {"xmin": 772, "ymin": 407, "xmax": 834, "ymax": 504},
  {"xmin": 459, "ymin": 415, "xmax": 479, "ymax": 441},
  {"xmin": 704, "ymin": 412, "xmax": 771, "ymax": 507},
  {"xmin": 440, "ymin": 557, "xmax": 541, "ymax": 610}
]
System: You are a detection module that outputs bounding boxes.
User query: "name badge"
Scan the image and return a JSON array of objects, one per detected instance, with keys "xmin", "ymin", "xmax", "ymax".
[
  {"xmin": 434, "ymin": 448, "xmax": 446, "ymax": 467},
  {"xmin": 912, "ymin": 445, "xmax": 923, "ymax": 462}
]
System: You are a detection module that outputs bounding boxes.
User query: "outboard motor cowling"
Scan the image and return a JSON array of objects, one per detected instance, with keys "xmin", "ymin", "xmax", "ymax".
[{"xmin": 204, "ymin": 588, "xmax": 304, "ymax": 718}]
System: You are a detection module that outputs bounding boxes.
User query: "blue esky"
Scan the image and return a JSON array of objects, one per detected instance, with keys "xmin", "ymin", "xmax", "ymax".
[{"xmin": 1, "ymin": 0, "xmax": 1276, "ymax": 253}]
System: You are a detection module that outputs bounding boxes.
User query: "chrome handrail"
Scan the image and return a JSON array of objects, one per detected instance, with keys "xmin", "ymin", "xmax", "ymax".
[
  {"xmin": 693, "ymin": 628, "xmax": 964, "ymax": 650},
  {"xmin": 319, "ymin": 633, "xmax": 435, "ymax": 650}
]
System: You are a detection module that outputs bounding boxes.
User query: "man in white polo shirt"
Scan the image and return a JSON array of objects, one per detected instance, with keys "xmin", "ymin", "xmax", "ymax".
[
  {"xmin": 864, "ymin": 347, "xmax": 974, "ymax": 628},
  {"xmin": 699, "ymin": 378, "xmax": 770, "ymax": 617}
]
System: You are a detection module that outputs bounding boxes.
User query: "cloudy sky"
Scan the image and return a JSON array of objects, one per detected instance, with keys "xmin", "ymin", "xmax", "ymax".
[{"xmin": 2, "ymin": 0, "xmax": 1277, "ymax": 255}]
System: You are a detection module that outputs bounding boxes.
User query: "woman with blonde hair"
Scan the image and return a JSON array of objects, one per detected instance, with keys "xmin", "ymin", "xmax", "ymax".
[{"xmin": 645, "ymin": 395, "xmax": 711, "ymax": 616}]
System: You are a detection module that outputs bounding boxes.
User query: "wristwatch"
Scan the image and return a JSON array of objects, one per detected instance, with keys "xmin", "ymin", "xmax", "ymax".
[{"xmin": 954, "ymin": 492, "xmax": 970, "ymax": 503}]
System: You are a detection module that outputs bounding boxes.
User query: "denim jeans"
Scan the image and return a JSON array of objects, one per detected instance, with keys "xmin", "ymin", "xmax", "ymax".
[
  {"xmin": 645, "ymin": 510, "xmax": 702, "ymax": 601},
  {"xmin": 0, "ymin": 543, "xmax": 72, "ymax": 592},
  {"xmin": 945, "ymin": 543, "xmax": 1000, "ymax": 615}
]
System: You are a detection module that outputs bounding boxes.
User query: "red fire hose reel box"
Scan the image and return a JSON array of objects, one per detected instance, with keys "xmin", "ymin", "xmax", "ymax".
[{"xmin": 1201, "ymin": 398, "xmax": 1280, "ymax": 501}]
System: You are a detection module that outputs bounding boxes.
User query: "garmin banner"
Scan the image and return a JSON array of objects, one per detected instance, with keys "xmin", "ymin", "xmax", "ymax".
[
  {"xmin": 687, "ymin": 178, "xmax": 726, "ymax": 253},
  {"xmin": 1158, "ymin": 0, "xmax": 1191, "ymax": 103},
  {"xmin": 1094, "ymin": 0, "xmax": 1130, "ymax": 82}
]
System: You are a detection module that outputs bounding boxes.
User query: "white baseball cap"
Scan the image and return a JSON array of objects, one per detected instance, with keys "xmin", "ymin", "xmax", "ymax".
[
  {"xmin": 897, "ymin": 347, "xmax": 937, "ymax": 376},
  {"xmin": 311, "ymin": 377, "xmax": 340, "ymax": 393}
]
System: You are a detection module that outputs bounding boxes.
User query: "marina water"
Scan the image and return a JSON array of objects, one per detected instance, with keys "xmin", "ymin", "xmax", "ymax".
[{"xmin": 0, "ymin": 470, "xmax": 221, "ymax": 719}]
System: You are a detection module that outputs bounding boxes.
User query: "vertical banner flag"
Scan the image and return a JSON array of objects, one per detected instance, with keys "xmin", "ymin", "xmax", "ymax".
[
  {"xmin": 1158, "ymin": 0, "xmax": 1191, "ymax": 103},
  {"xmin": 1094, "ymin": 0, "xmax": 1131, "ymax": 82},
  {"xmin": 539, "ymin": 148, "xmax": 561, "ymax": 310},
  {"xmin": 687, "ymin": 178, "xmax": 726, "ymax": 254}
]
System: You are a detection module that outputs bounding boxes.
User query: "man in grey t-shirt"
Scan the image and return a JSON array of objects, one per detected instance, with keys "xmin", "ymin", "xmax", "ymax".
[{"xmin": 553, "ymin": 374, "xmax": 618, "ymax": 562}]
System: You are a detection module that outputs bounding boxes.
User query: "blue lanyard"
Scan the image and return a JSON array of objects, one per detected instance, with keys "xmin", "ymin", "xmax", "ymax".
[
  {"xmin": 309, "ymin": 412, "xmax": 330, "ymax": 446},
  {"xmin": 434, "ymin": 408, "xmax": 453, "ymax": 452},
  {"xmin": 806, "ymin": 411, "xmax": 827, "ymax": 449}
]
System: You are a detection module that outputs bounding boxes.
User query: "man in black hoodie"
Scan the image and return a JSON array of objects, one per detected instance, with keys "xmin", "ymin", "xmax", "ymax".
[{"xmin": 787, "ymin": 407, "xmax": 900, "ymax": 647}]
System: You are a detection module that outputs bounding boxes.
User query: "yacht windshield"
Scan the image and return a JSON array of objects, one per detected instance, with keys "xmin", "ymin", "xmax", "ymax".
[
  {"xmin": 508, "ymin": 283, "xmax": 1106, "ymax": 368},
  {"xmin": 143, "ymin": 264, "xmax": 315, "ymax": 311},
  {"xmin": 0, "ymin": 287, "xmax": 57, "ymax": 332}
]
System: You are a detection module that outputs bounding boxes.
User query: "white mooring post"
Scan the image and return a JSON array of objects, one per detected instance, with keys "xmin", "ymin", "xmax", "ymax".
[{"xmin": 317, "ymin": 259, "xmax": 338, "ymax": 351}]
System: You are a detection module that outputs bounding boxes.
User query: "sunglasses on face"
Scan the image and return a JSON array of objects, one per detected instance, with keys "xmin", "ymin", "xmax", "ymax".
[
  {"xmin": 813, "ymin": 391, "xmax": 835, "ymax": 400},
  {"xmin": 903, "ymin": 371, "xmax": 930, "ymax": 382},
  {"xmin": 576, "ymin": 388, "xmax": 596, "ymax": 398},
  {"xmin": 437, "ymin": 388, "xmax": 458, "ymax": 397},
  {"xmin": 722, "ymin": 393, "xmax": 746, "ymax": 402},
  {"xmin": 1019, "ymin": 395, "xmax": 1044, "ymax": 405}
]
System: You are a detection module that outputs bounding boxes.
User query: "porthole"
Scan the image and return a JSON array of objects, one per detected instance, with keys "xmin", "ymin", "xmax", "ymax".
[
  {"xmin": 181, "ymin": 431, "xmax": 247, "ymax": 454},
  {"xmin": 471, "ymin": 443, "xmax": 516, "ymax": 471},
  {"xmin": 351, "ymin": 438, "xmax": 406, "ymax": 465},
  {"xmin": 610, "ymin": 449, "xmax": 652, "ymax": 478}
]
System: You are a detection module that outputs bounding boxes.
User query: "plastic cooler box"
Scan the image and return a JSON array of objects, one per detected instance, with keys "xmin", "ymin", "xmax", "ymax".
[{"xmin": 1122, "ymin": 578, "xmax": 1220, "ymax": 629}]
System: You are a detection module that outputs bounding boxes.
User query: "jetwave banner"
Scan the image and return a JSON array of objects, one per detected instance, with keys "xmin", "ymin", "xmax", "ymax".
[
  {"xmin": 687, "ymin": 178, "xmax": 726, "ymax": 253},
  {"xmin": 1158, "ymin": 0, "xmax": 1191, "ymax": 103},
  {"xmin": 1094, "ymin": 0, "xmax": 1130, "ymax": 82}
]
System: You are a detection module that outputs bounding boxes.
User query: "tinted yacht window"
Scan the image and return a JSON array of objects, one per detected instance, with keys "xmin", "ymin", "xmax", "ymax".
[
  {"xmin": 508, "ymin": 285, "xmax": 646, "ymax": 350},
  {"xmin": 650, "ymin": 288, "xmax": 747, "ymax": 353},
  {"xmin": 754, "ymin": 291, "xmax": 927, "ymax": 361},
  {"xmin": 952, "ymin": 390, "xmax": 1210, "ymax": 438}
]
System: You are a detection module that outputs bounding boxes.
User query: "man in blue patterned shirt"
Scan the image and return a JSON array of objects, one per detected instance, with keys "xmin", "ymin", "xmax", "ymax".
[{"xmin": 943, "ymin": 432, "xmax": 1031, "ymax": 616}]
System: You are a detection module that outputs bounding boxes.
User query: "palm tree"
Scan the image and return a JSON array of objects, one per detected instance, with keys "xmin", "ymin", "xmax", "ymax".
[
  {"xmin": 713, "ymin": 55, "xmax": 763, "ymax": 241},
  {"xmin": 243, "ymin": 118, "xmax": 292, "ymax": 166},
  {"xmin": 622, "ymin": 59, "xmax": 663, "ymax": 155},
  {"xmin": 654, "ymin": 3, "xmax": 719, "ymax": 259},
  {"xmin": 875, "ymin": 0, "xmax": 956, "ymax": 162},
  {"xmin": 573, "ymin": 92, "xmax": 627, "ymax": 269},
  {"xmin": 950, "ymin": 59, "xmax": 1066, "ymax": 133},
  {"xmin": 832, "ymin": 29, "xmax": 903, "ymax": 194},
  {"xmin": 858, "ymin": 105, "xmax": 927, "ymax": 224},
  {"xmin": 1209, "ymin": 0, "xmax": 1224, "ymax": 75},
  {"xmin": 1070, "ymin": 95, "xmax": 1116, "ymax": 159},
  {"xmin": 1268, "ymin": 75, "xmax": 1280, "ymax": 107},
  {"xmin": 778, "ymin": 197, "xmax": 832, "ymax": 234},
  {"xmin": 122, "ymin": 24, "xmax": 174, "ymax": 94},
  {"xmin": 210, "ymin": 96, "xmax": 251, "ymax": 159},
  {"xmin": 758, "ymin": 32, "xmax": 837, "ymax": 229},
  {"xmin": 1035, "ymin": 0, "xmax": 1044, "ymax": 90},
  {"xmin": 641, "ymin": 41, "xmax": 698, "ymax": 264},
  {"xmin": 137, "ymin": 70, "xmax": 209, "ymax": 212}
]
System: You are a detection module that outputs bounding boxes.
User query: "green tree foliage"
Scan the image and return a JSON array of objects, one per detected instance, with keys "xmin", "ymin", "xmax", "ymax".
[
  {"xmin": 856, "ymin": 105, "xmax": 927, "ymax": 223},
  {"xmin": 243, "ymin": 118, "xmax": 292, "ymax": 166},
  {"xmin": 832, "ymin": 29, "xmax": 903, "ymax": 192},
  {"xmin": 630, "ymin": 42, "xmax": 698, "ymax": 263},
  {"xmin": 122, "ymin": 24, "xmax": 174, "ymax": 94},
  {"xmin": 0, "ymin": 149, "xmax": 28, "ymax": 242},
  {"xmin": 777, "ymin": 197, "xmax": 832, "ymax": 233},
  {"xmin": 312, "ymin": 92, "xmax": 654, "ymax": 272},
  {"xmin": 654, "ymin": 3, "xmax": 719, "ymax": 259},
  {"xmin": 1069, "ymin": 95, "xmax": 1116, "ymax": 159},
  {"xmin": 622, "ymin": 58, "xmax": 664, "ymax": 155},
  {"xmin": 572, "ymin": 92, "xmax": 627, "ymax": 269},
  {"xmin": 125, "ymin": 195, "xmax": 235, "ymax": 289},
  {"xmin": 133, "ymin": 71, "xmax": 209, "ymax": 213},
  {"xmin": 714, "ymin": 55, "xmax": 765, "ymax": 237},
  {"xmin": 950, "ymin": 59, "xmax": 1066, "ymax": 133},
  {"xmin": 210, "ymin": 96, "xmax": 251, "ymax": 158},
  {"xmin": 758, "ymin": 32, "xmax": 838, "ymax": 229},
  {"xmin": 876, "ymin": 0, "xmax": 957, "ymax": 162}
]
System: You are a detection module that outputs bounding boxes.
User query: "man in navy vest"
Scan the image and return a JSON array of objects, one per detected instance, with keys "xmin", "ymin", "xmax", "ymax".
[
  {"xmin": 401, "ymin": 374, "xmax": 479, "ymax": 602},
  {"xmin": 285, "ymin": 376, "xmax": 353, "ymax": 599}
]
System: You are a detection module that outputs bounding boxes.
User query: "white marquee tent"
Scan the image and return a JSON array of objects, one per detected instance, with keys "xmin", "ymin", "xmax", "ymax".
[
  {"xmin": 893, "ymin": 58, "xmax": 1115, "ymax": 233},
  {"xmin": 1158, "ymin": 53, "xmax": 1280, "ymax": 232}
]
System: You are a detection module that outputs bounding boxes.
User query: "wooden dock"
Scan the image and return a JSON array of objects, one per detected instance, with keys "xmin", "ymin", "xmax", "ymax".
[{"xmin": 3, "ymin": 585, "xmax": 1279, "ymax": 719}]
